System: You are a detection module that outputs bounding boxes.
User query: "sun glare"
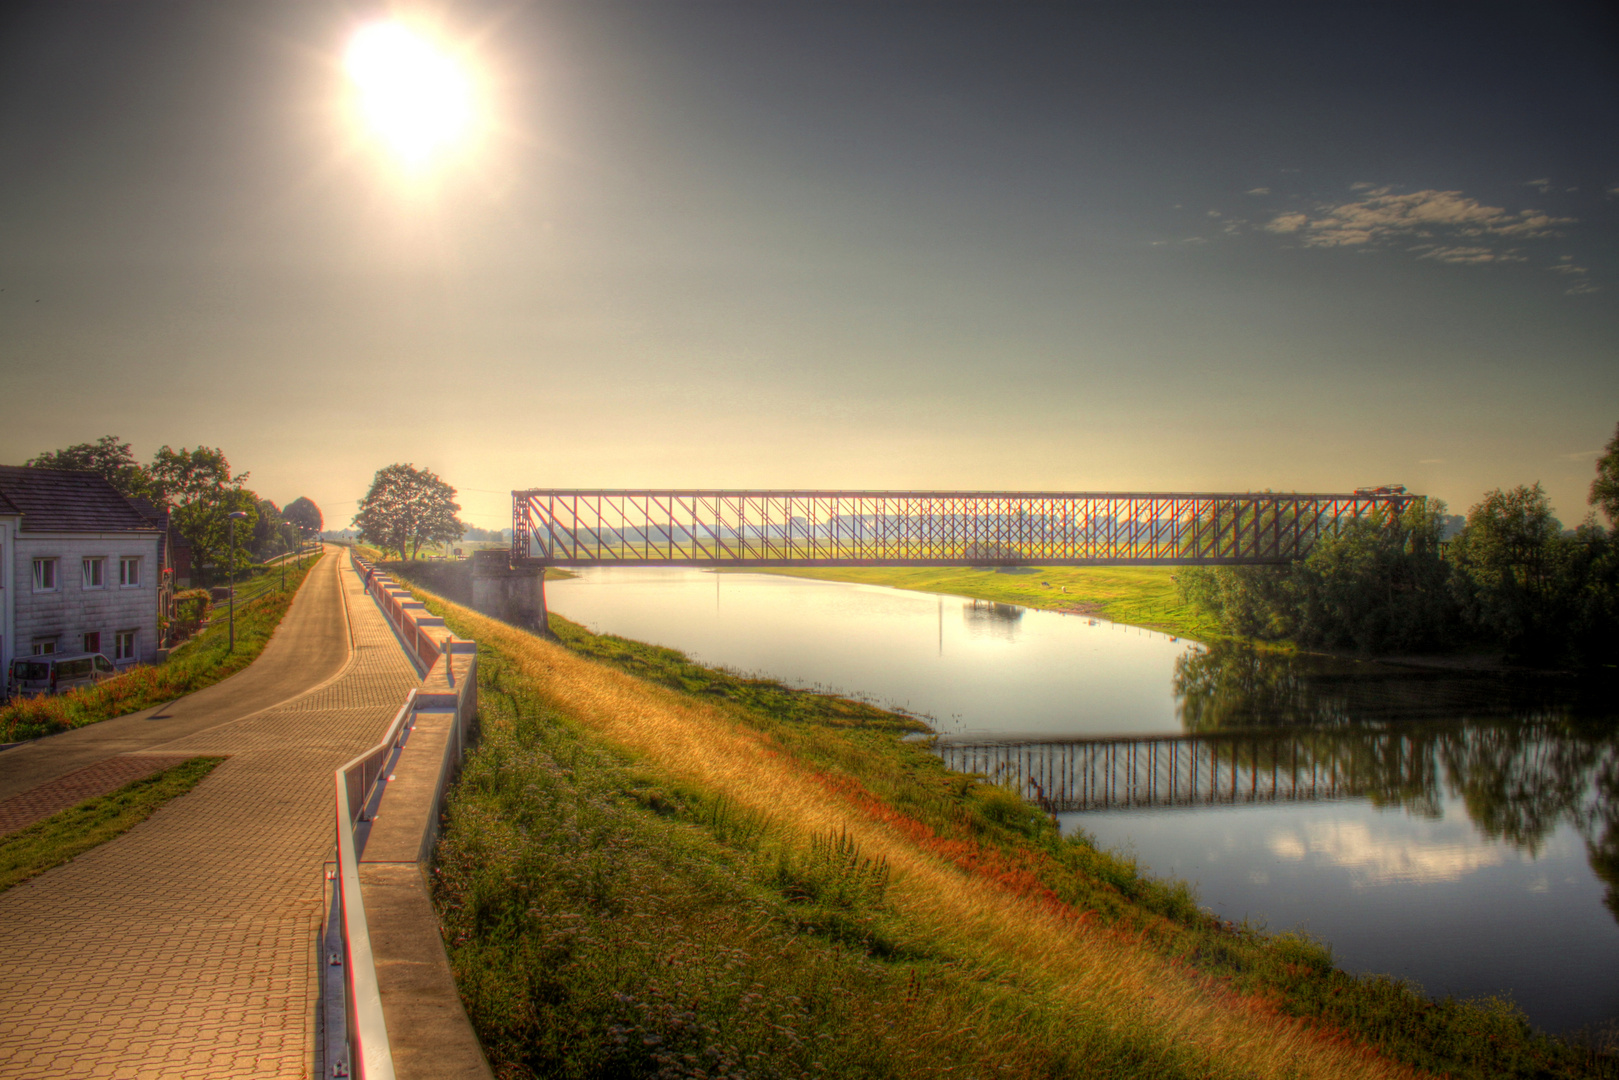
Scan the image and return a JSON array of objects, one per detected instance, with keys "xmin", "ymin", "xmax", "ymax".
[{"xmin": 345, "ymin": 21, "xmax": 474, "ymax": 169}]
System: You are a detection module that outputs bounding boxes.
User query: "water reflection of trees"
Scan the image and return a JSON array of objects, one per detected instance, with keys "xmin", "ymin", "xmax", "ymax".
[
  {"xmin": 1173, "ymin": 643, "xmax": 1619, "ymax": 922},
  {"xmin": 963, "ymin": 600, "xmax": 1024, "ymax": 640}
]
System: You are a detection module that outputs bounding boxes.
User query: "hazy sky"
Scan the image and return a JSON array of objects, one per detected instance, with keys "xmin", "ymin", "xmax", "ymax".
[{"xmin": 2, "ymin": 2, "xmax": 1615, "ymax": 529}]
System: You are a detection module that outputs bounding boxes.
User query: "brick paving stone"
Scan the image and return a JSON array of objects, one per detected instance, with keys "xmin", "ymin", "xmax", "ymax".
[
  {"xmin": 0, "ymin": 755, "xmax": 198, "ymax": 836},
  {"xmin": 0, "ymin": 553, "xmax": 421, "ymax": 1078}
]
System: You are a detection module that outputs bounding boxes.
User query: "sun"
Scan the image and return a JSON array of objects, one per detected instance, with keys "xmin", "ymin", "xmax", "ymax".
[{"xmin": 345, "ymin": 21, "xmax": 474, "ymax": 169}]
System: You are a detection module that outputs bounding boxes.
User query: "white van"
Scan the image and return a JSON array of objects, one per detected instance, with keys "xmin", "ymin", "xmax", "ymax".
[{"xmin": 6, "ymin": 653, "xmax": 118, "ymax": 697}]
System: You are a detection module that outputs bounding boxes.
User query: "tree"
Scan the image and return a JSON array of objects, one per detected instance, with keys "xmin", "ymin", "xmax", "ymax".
[
  {"xmin": 1592, "ymin": 421, "xmax": 1619, "ymax": 528},
  {"xmin": 352, "ymin": 464, "xmax": 466, "ymax": 560},
  {"xmin": 251, "ymin": 498, "xmax": 300, "ymax": 558},
  {"xmin": 283, "ymin": 496, "xmax": 323, "ymax": 539},
  {"xmin": 149, "ymin": 445, "xmax": 258, "ymax": 583},
  {"xmin": 1178, "ymin": 499, "xmax": 1454, "ymax": 653},
  {"xmin": 26, "ymin": 435, "xmax": 157, "ymax": 500},
  {"xmin": 1446, "ymin": 484, "xmax": 1595, "ymax": 663}
]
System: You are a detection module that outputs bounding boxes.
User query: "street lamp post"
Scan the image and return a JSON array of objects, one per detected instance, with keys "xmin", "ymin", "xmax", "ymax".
[{"xmin": 228, "ymin": 511, "xmax": 248, "ymax": 652}]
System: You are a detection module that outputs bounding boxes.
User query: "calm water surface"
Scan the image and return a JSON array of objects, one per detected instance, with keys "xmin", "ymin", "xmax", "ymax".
[{"xmin": 547, "ymin": 567, "xmax": 1619, "ymax": 1034}]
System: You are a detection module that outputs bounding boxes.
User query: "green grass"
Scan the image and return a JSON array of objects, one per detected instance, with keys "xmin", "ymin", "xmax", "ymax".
[
  {"xmin": 439, "ymin": 645, "xmax": 1242, "ymax": 1080},
  {"xmin": 0, "ymin": 556, "xmax": 317, "ymax": 742},
  {"xmin": 753, "ymin": 565, "xmax": 1225, "ymax": 642},
  {"xmin": 408, "ymin": 576, "xmax": 1617, "ymax": 1080},
  {"xmin": 0, "ymin": 756, "xmax": 224, "ymax": 892}
]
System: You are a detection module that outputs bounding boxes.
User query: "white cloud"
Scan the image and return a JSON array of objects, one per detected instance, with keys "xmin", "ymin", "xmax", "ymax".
[
  {"xmin": 1245, "ymin": 187, "xmax": 1270, "ymax": 196},
  {"xmin": 1268, "ymin": 821, "xmax": 1510, "ymax": 887},
  {"xmin": 1525, "ymin": 177, "xmax": 1553, "ymax": 194},
  {"xmin": 1258, "ymin": 187, "xmax": 1574, "ymax": 266},
  {"xmin": 1561, "ymin": 449, "xmax": 1602, "ymax": 461},
  {"xmin": 1566, "ymin": 280, "xmax": 1602, "ymax": 296},
  {"xmin": 1419, "ymin": 458, "xmax": 1446, "ymax": 465},
  {"xmin": 1265, "ymin": 212, "xmax": 1308, "ymax": 234},
  {"xmin": 1413, "ymin": 244, "xmax": 1520, "ymax": 264},
  {"xmin": 1549, "ymin": 260, "xmax": 1588, "ymax": 275},
  {"xmin": 1206, "ymin": 209, "xmax": 1222, "ymax": 218}
]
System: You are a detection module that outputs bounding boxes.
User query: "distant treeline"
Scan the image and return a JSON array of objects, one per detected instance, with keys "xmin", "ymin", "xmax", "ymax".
[{"xmin": 1180, "ymin": 427, "xmax": 1619, "ymax": 667}]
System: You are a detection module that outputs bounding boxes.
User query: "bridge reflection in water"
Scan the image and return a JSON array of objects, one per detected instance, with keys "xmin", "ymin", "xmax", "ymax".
[{"xmin": 937, "ymin": 729, "xmax": 1438, "ymax": 813}]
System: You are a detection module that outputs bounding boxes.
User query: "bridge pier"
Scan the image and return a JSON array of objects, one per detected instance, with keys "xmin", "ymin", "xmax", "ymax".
[{"xmin": 471, "ymin": 550, "xmax": 552, "ymax": 638}]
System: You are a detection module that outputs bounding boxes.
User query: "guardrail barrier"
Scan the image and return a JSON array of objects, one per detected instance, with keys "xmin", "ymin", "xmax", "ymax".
[{"xmin": 325, "ymin": 552, "xmax": 482, "ymax": 1079}]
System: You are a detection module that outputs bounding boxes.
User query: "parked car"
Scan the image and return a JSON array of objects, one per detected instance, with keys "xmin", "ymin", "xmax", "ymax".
[{"xmin": 7, "ymin": 653, "xmax": 118, "ymax": 697}]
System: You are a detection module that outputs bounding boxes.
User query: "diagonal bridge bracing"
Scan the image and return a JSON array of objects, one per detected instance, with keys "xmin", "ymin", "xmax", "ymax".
[
  {"xmin": 511, "ymin": 489, "xmax": 1418, "ymax": 567},
  {"xmin": 937, "ymin": 731, "xmax": 1434, "ymax": 814}
]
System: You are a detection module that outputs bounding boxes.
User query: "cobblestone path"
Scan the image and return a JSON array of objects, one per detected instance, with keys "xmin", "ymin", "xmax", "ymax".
[{"xmin": 0, "ymin": 551, "xmax": 419, "ymax": 1078}]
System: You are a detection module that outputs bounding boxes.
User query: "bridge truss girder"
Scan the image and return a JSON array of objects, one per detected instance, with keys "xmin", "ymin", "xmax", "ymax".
[{"xmin": 510, "ymin": 489, "xmax": 1417, "ymax": 567}]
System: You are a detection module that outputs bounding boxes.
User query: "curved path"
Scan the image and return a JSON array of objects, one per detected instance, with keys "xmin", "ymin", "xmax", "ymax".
[
  {"xmin": 0, "ymin": 548, "xmax": 353, "ymax": 804},
  {"xmin": 0, "ymin": 549, "xmax": 421, "ymax": 1078}
]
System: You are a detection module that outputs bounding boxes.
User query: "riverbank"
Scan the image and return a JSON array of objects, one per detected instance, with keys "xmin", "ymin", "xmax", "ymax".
[
  {"xmin": 751, "ymin": 566, "xmax": 1534, "ymax": 673},
  {"xmin": 387, "ymin": 568, "xmax": 1611, "ymax": 1079},
  {"xmin": 746, "ymin": 565, "xmax": 1225, "ymax": 643}
]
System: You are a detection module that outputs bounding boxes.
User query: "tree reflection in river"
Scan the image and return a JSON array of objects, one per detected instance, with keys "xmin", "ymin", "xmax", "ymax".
[
  {"xmin": 962, "ymin": 600, "xmax": 1025, "ymax": 640},
  {"xmin": 1172, "ymin": 643, "xmax": 1619, "ymax": 923}
]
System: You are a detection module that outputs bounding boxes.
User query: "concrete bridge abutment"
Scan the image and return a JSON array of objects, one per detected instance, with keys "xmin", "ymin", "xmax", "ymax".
[{"xmin": 470, "ymin": 550, "xmax": 552, "ymax": 637}]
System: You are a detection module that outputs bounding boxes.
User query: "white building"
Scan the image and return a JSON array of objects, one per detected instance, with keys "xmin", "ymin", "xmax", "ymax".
[{"xmin": 0, "ymin": 466, "xmax": 164, "ymax": 675}]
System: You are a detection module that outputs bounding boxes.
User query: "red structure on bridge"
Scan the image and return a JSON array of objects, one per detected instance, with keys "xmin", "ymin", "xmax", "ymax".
[{"xmin": 510, "ymin": 488, "xmax": 1417, "ymax": 567}]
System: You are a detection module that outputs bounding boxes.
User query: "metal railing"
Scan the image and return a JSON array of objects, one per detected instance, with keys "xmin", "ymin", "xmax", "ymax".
[
  {"xmin": 511, "ymin": 489, "xmax": 1419, "ymax": 567},
  {"xmin": 330, "ymin": 690, "xmax": 416, "ymax": 1080},
  {"xmin": 326, "ymin": 552, "xmax": 480, "ymax": 1078}
]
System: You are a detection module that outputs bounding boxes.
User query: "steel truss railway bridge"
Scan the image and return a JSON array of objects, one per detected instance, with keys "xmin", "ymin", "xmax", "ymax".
[
  {"xmin": 510, "ymin": 488, "xmax": 1417, "ymax": 567},
  {"xmin": 936, "ymin": 729, "xmax": 1441, "ymax": 814}
]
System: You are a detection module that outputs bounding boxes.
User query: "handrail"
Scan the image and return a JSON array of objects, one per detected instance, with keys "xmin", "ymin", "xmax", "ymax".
[
  {"xmin": 330, "ymin": 551, "xmax": 481, "ymax": 1078},
  {"xmin": 332, "ymin": 687, "xmax": 417, "ymax": 1079}
]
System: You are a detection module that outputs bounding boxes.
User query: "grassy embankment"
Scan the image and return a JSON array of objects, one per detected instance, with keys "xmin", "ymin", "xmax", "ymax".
[
  {"xmin": 386, "ymin": 571, "xmax": 1612, "ymax": 1080},
  {"xmin": 0, "ymin": 756, "xmax": 224, "ymax": 891},
  {"xmin": 0, "ymin": 552, "xmax": 320, "ymax": 743},
  {"xmin": 753, "ymin": 565, "xmax": 1224, "ymax": 643}
]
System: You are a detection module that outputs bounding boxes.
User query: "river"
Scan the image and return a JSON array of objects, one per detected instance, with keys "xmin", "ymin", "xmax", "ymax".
[{"xmin": 545, "ymin": 566, "xmax": 1619, "ymax": 1035}]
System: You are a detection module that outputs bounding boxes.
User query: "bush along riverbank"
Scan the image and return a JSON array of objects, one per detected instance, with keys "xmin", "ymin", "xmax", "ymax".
[
  {"xmin": 1182, "ymin": 482, "xmax": 1619, "ymax": 669},
  {"xmin": 389, "ymin": 579, "xmax": 1617, "ymax": 1080},
  {"xmin": 0, "ymin": 553, "xmax": 319, "ymax": 742}
]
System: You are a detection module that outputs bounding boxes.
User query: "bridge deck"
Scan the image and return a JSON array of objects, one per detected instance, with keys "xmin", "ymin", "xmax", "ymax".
[{"xmin": 512, "ymin": 489, "xmax": 1415, "ymax": 566}]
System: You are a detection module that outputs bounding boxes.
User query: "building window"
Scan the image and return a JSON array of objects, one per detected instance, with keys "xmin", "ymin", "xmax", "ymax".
[
  {"xmin": 83, "ymin": 631, "xmax": 102, "ymax": 655},
  {"xmin": 115, "ymin": 630, "xmax": 137, "ymax": 662},
  {"xmin": 33, "ymin": 558, "xmax": 58, "ymax": 591},
  {"xmin": 83, "ymin": 557, "xmax": 106, "ymax": 588},
  {"xmin": 120, "ymin": 557, "xmax": 142, "ymax": 588},
  {"xmin": 32, "ymin": 639, "xmax": 58, "ymax": 656}
]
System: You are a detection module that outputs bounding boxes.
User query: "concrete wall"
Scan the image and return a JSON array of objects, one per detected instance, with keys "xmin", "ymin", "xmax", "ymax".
[
  {"xmin": 10, "ymin": 530, "xmax": 163, "ymax": 664},
  {"xmin": 376, "ymin": 560, "xmax": 473, "ymax": 606},
  {"xmin": 468, "ymin": 550, "xmax": 549, "ymax": 635}
]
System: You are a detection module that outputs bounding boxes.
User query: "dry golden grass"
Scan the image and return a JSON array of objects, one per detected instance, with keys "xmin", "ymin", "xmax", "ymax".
[{"xmin": 431, "ymin": 595, "xmax": 1423, "ymax": 1080}]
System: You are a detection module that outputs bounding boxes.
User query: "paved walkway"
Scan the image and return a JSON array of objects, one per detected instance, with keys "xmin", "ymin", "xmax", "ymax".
[
  {"xmin": 0, "ymin": 755, "xmax": 197, "ymax": 835},
  {"xmin": 0, "ymin": 550, "xmax": 421, "ymax": 1078}
]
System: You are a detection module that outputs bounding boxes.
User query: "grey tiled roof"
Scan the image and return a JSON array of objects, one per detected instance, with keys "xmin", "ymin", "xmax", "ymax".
[
  {"xmin": 124, "ymin": 495, "xmax": 170, "ymax": 529},
  {"xmin": 0, "ymin": 466, "xmax": 157, "ymax": 533},
  {"xmin": 0, "ymin": 489, "xmax": 19, "ymax": 516}
]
